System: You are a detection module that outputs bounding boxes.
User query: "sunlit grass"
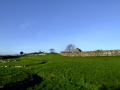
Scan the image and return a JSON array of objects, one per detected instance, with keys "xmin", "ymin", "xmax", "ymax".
[{"xmin": 1, "ymin": 54, "xmax": 120, "ymax": 90}]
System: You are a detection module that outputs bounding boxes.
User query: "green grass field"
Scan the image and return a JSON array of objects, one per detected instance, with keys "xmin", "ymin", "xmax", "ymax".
[{"xmin": 1, "ymin": 54, "xmax": 120, "ymax": 90}]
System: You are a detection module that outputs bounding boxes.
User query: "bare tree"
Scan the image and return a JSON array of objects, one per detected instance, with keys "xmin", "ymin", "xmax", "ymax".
[
  {"xmin": 65, "ymin": 44, "xmax": 75, "ymax": 53},
  {"xmin": 50, "ymin": 48, "xmax": 55, "ymax": 53}
]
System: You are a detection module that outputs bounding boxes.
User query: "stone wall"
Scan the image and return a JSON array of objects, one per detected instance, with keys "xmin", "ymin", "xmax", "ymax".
[{"xmin": 60, "ymin": 49, "xmax": 120, "ymax": 56}]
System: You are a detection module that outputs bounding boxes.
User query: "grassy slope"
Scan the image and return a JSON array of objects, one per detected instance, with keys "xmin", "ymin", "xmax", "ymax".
[{"xmin": 0, "ymin": 54, "xmax": 120, "ymax": 90}]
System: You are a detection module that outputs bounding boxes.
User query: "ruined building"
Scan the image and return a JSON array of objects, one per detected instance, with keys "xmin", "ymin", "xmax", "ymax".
[{"xmin": 60, "ymin": 48, "xmax": 120, "ymax": 56}]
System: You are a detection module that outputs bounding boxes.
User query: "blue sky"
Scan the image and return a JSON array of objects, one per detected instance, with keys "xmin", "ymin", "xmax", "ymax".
[{"xmin": 0, "ymin": 0, "xmax": 120, "ymax": 54}]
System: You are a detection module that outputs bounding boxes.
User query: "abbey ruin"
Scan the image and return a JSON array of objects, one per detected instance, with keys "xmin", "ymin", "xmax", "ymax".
[{"xmin": 60, "ymin": 48, "xmax": 120, "ymax": 56}]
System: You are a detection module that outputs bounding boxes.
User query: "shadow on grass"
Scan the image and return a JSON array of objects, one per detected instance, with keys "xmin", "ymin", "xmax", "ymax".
[
  {"xmin": 1, "ymin": 74, "xmax": 43, "ymax": 90},
  {"xmin": 26, "ymin": 61, "xmax": 47, "ymax": 67}
]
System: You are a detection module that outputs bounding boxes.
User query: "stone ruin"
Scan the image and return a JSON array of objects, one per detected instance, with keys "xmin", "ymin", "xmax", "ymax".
[
  {"xmin": 60, "ymin": 48, "xmax": 120, "ymax": 56},
  {"xmin": 76, "ymin": 48, "xmax": 82, "ymax": 53}
]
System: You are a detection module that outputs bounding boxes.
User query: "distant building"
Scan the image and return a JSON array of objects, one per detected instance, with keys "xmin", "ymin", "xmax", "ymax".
[{"xmin": 76, "ymin": 48, "xmax": 82, "ymax": 53}]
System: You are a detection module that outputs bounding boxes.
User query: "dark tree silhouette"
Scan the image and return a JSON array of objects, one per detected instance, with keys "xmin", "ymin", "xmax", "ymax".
[{"xmin": 20, "ymin": 51, "xmax": 24, "ymax": 55}]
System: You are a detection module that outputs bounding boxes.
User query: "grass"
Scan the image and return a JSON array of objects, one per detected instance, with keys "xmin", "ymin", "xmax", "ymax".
[{"xmin": 0, "ymin": 54, "xmax": 120, "ymax": 90}]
